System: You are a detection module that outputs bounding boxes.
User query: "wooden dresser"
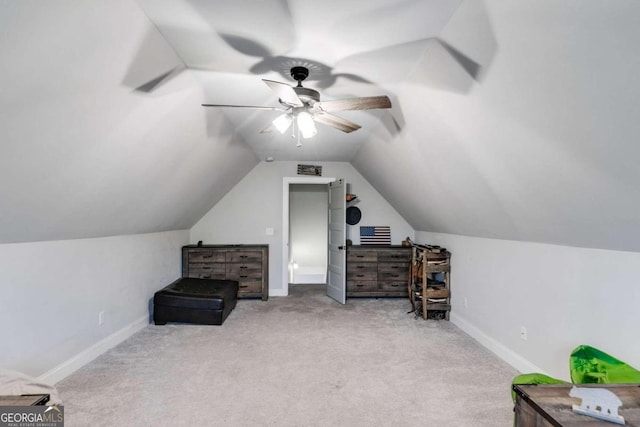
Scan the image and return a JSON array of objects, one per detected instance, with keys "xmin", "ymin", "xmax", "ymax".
[
  {"xmin": 182, "ymin": 244, "xmax": 269, "ymax": 300},
  {"xmin": 346, "ymin": 245, "xmax": 411, "ymax": 297}
]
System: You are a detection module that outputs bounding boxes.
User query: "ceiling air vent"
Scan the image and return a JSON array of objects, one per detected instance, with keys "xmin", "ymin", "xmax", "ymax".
[{"xmin": 297, "ymin": 164, "xmax": 322, "ymax": 176}]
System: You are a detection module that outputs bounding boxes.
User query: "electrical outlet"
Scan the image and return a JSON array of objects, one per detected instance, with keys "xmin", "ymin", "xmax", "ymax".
[
  {"xmin": 98, "ymin": 311, "xmax": 105, "ymax": 326},
  {"xmin": 463, "ymin": 297, "xmax": 468, "ymax": 308},
  {"xmin": 265, "ymin": 227, "xmax": 274, "ymax": 236},
  {"xmin": 520, "ymin": 326, "xmax": 527, "ymax": 341}
]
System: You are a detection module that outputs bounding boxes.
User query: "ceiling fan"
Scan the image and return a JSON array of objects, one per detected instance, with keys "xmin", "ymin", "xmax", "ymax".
[{"xmin": 202, "ymin": 66, "xmax": 392, "ymax": 142}]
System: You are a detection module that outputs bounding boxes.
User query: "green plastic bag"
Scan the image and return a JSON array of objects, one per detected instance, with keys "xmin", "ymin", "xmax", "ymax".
[
  {"xmin": 511, "ymin": 373, "xmax": 568, "ymax": 402},
  {"xmin": 570, "ymin": 345, "xmax": 640, "ymax": 384}
]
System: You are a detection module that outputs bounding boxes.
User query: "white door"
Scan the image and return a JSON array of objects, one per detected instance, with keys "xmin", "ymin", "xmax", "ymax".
[{"xmin": 327, "ymin": 179, "xmax": 346, "ymax": 304}]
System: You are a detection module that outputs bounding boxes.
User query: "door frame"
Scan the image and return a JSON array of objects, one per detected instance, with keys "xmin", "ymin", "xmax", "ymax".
[{"xmin": 282, "ymin": 176, "xmax": 335, "ymax": 296}]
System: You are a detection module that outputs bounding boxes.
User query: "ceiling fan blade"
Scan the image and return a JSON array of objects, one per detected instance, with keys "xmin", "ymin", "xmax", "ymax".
[
  {"xmin": 262, "ymin": 79, "xmax": 304, "ymax": 107},
  {"xmin": 314, "ymin": 113, "xmax": 361, "ymax": 133},
  {"xmin": 201, "ymin": 104, "xmax": 285, "ymax": 111},
  {"xmin": 314, "ymin": 96, "xmax": 392, "ymax": 113}
]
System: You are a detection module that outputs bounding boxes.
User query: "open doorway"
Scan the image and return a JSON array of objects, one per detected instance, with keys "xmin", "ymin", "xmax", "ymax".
[
  {"xmin": 281, "ymin": 176, "xmax": 335, "ymax": 296},
  {"xmin": 289, "ymin": 184, "xmax": 328, "ymax": 285}
]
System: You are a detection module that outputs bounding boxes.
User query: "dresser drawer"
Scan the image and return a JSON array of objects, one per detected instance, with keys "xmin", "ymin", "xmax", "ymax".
[
  {"xmin": 347, "ymin": 281, "xmax": 377, "ymax": 292},
  {"xmin": 188, "ymin": 251, "xmax": 226, "ymax": 263},
  {"xmin": 379, "ymin": 272, "xmax": 408, "ymax": 282},
  {"xmin": 378, "ymin": 262, "xmax": 409, "ymax": 273},
  {"xmin": 378, "ymin": 281, "xmax": 408, "ymax": 292},
  {"xmin": 378, "ymin": 263, "xmax": 409, "ymax": 281},
  {"xmin": 347, "ymin": 251, "xmax": 377, "ymax": 262},
  {"xmin": 377, "ymin": 250, "xmax": 411, "ymax": 262},
  {"xmin": 346, "ymin": 270, "xmax": 377, "ymax": 281},
  {"xmin": 226, "ymin": 251, "xmax": 262, "ymax": 263},
  {"xmin": 226, "ymin": 264, "xmax": 263, "ymax": 280},
  {"xmin": 348, "ymin": 262, "xmax": 373, "ymax": 272},
  {"xmin": 188, "ymin": 264, "xmax": 226, "ymax": 275},
  {"xmin": 187, "ymin": 271, "xmax": 226, "ymax": 280},
  {"xmin": 237, "ymin": 281, "xmax": 263, "ymax": 293}
]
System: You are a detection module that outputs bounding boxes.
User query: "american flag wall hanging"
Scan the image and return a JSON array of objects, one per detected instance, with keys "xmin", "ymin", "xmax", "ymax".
[{"xmin": 360, "ymin": 226, "xmax": 391, "ymax": 245}]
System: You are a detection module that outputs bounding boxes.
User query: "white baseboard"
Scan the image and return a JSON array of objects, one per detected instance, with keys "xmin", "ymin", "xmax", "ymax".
[
  {"xmin": 39, "ymin": 315, "xmax": 149, "ymax": 385},
  {"xmin": 269, "ymin": 289, "xmax": 287, "ymax": 297},
  {"xmin": 450, "ymin": 312, "xmax": 547, "ymax": 375}
]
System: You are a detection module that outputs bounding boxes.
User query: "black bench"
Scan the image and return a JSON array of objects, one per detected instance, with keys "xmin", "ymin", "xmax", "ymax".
[{"xmin": 153, "ymin": 278, "xmax": 238, "ymax": 325}]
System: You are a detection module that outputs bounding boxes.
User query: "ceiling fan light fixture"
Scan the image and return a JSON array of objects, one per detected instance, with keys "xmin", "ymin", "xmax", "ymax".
[
  {"xmin": 297, "ymin": 111, "xmax": 317, "ymax": 139},
  {"xmin": 202, "ymin": 67, "xmax": 392, "ymax": 140},
  {"xmin": 272, "ymin": 113, "xmax": 292, "ymax": 134}
]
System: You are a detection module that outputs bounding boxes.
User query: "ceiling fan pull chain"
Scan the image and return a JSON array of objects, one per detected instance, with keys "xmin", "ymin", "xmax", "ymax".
[{"xmin": 291, "ymin": 116, "xmax": 296, "ymax": 139}]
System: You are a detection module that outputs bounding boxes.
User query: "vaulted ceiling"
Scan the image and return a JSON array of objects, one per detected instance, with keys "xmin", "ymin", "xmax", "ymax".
[{"xmin": 2, "ymin": 0, "xmax": 640, "ymax": 252}]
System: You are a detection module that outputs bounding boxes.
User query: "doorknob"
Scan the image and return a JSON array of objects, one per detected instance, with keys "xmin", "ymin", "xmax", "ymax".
[{"xmin": 338, "ymin": 245, "xmax": 345, "ymax": 250}]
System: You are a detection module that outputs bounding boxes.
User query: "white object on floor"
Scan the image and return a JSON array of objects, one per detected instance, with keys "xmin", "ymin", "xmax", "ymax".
[{"xmin": 570, "ymin": 386, "xmax": 625, "ymax": 425}]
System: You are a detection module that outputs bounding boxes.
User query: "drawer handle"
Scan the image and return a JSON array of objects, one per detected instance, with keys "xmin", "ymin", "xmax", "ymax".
[
  {"xmin": 240, "ymin": 275, "xmax": 249, "ymax": 278},
  {"xmin": 356, "ymin": 284, "xmax": 364, "ymax": 288},
  {"xmin": 357, "ymin": 266, "xmax": 365, "ymax": 269},
  {"xmin": 203, "ymin": 253, "xmax": 213, "ymax": 258},
  {"xmin": 240, "ymin": 266, "xmax": 248, "ymax": 269},
  {"xmin": 357, "ymin": 255, "xmax": 364, "ymax": 258},
  {"xmin": 391, "ymin": 266, "xmax": 399, "ymax": 269},
  {"xmin": 240, "ymin": 255, "xmax": 248, "ymax": 259},
  {"xmin": 202, "ymin": 265, "xmax": 211, "ymax": 270},
  {"xmin": 390, "ymin": 284, "xmax": 399, "ymax": 287},
  {"xmin": 202, "ymin": 274, "xmax": 211, "ymax": 279},
  {"xmin": 356, "ymin": 274, "xmax": 365, "ymax": 278},
  {"xmin": 240, "ymin": 285, "xmax": 248, "ymax": 288}
]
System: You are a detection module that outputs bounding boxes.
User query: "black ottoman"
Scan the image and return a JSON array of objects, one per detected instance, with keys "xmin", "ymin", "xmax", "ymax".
[{"xmin": 153, "ymin": 278, "xmax": 238, "ymax": 325}]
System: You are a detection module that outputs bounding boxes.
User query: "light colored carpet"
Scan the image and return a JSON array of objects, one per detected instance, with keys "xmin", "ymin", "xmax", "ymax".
[{"xmin": 56, "ymin": 285, "xmax": 518, "ymax": 426}]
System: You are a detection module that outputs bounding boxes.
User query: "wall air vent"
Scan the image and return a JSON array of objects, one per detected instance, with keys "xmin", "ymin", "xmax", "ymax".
[{"xmin": 297, "ymin": 164, "xmax": 322, "ymax": 176}]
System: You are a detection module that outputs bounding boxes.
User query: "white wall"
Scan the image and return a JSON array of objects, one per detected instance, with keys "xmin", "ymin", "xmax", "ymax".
[
  {"xmin": 290, "ymin": 184, "xmax": 328, "ymax": 284},
  {"xmin": 416, "ymin": 231, "xmax": 640, "ymax": 381},
  {"xmin": 190, "ymin": 161, "xmax": 415, "ymax": 295},
  {"xmin": 0, "ymin": 230, "xmax": 188, "ymax": 381}
]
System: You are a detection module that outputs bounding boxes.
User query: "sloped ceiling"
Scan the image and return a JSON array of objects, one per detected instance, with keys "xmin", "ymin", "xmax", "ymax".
[
  {"xmin": 2, "ymin": 0, "xmax": 640, "ymax": 252},
  {"xmin": 353, "ymin": 0, "xmax": 640, "ymax": 252},
  {"xmin": 0, "ymin": 0, "xmax": 258, "ymax": 243}
]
